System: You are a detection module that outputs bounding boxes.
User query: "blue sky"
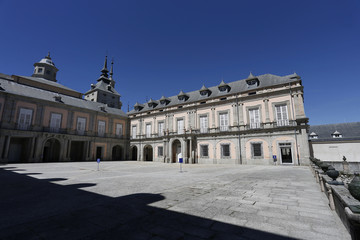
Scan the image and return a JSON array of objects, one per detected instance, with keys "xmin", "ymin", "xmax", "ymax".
[{"xmin": 0, "ymin": 0, "xmax": 359, "ymax": 125}]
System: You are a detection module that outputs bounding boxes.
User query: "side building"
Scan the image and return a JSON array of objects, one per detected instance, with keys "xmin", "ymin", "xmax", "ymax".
[
  {"xmin": 309, "ymin": 122, "xmax": 360, "ymax": 170},
  {"xmin": 128, "ymin": 73, "xmax": 310, "ymax": 165},
  {"xmin": 0, "ymin": 54, "xmax": 129, "ymax": 163}
]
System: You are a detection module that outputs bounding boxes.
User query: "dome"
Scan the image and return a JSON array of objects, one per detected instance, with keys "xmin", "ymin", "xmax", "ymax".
[{"xmin": 39, "ymin": 55, "xmax": 55, "ymax": 66}]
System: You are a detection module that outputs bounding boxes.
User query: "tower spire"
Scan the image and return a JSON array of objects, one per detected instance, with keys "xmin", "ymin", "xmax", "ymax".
[
  {"xmin": 109, "ymin": 58, "xmax": 114, "ymax": 79},
  {"xmin": 101, "ymin": 56, "xmax": 109, "ymax": 78}
]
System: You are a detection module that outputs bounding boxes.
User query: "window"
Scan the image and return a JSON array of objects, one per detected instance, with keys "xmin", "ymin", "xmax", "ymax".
[
  {"xmin": 252, "ymin": 143, "xmax": 262, "ymax": 158},
  {"xmin": 98, "ymin": 120, "xmax": 106, "ymax": 137},
  {"xmin": 46, "ymin": 70, "xmax": 51, "ymax": 75},
  {"xmin": 200, "ymin": 145, "xmax": 209, "ymax": 157},
  {"xmin": 37, "ymin": 68, "xmax": 43, "ymax": 73},
  {"xmin": 177, "ymin": 119, "xmax": 184, "ymax": 134},
  {"xmin": 158, "ymin": 146, "xmax": 163, "ymax": 157},
  {"xmin": 221, "ymin": 144, "xmax": 230, "ymax": 157},
  {"xmin": 219, "ymin": 113, "xmax": 229, "ymax": 131},
  {"xmin": 50, "ymin": 113, "xmax": 61, "ymax": 132},
  {"xmin": 276, "ymin": 105, "xmax": 289, "ymax": 126},
  {"xmin": 77, "ymin": 117, "xmax": 86, "ymax": 135},
  {"xmin": 18, "ymin": 108, "xmax": 33, "ymax": 130},
  {"xmin": 146, "ymin": 124, "xmax": 151, "ymax": 138},
  {"xmin": 200, "ymin": 116, "xmax": 208, "ymax": 133},
  {"xmin": 132, "ymin": 126, "xmax": 137, "ymax": 139},
  {"xmin": 158, "ymin": 122, "xmax": 164, "ymax": 136},
  {"xmin": 249, "ymin": 108, "xmax": 260, "ymax": 129},
  {"xmin": 115, "ymin": 123, "xmax": 123, "ymax": 137}
]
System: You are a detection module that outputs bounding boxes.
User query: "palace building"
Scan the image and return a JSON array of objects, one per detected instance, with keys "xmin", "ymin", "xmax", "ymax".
[
  {"xmin": 128, "ymin": 73, "xmax": 310, "ymax": 165},
  {"xmin": 0, "ymin": 54, "xmax": 310, "ymax": 165},
  {"xmin": 0, "ymin": 54, "xmax": 128, "ymax": 163}
]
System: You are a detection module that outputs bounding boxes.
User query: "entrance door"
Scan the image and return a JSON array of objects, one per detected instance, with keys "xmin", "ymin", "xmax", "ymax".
[
  {"xmin": 280, "ymin": 145, "xmax": 293, "ymax": 164},
  {"xmin": 172, "ymin": 140, "xmax": 181, "ymax": 163}
]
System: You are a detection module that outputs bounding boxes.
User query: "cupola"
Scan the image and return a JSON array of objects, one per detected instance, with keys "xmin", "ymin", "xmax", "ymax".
[{"xmin": 32, "ymin": 52, "xmax": 59, "ymax": 82}]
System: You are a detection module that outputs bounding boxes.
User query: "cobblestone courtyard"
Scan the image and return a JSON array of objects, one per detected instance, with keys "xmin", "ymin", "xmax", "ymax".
[{"xmin": 0, "ymin": 162, "xmax": 350, "ymax": 240}]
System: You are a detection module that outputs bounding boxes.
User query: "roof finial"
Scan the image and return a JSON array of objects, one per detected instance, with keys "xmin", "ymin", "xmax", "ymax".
[
  {"xmin": 109, "ymin": 58, "xmax": 114, "ymax": 79},
  {"xmin": 101, "ymin": 56, "xmax": 109, "ymax": 78},
  {"xmin": 46, "ymin": 52, "xmax": 51, "ymax": 59}
]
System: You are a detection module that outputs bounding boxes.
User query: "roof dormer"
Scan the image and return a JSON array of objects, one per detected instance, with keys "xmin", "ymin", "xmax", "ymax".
[
  {"xmin": 332, "ymin": 130, "xmax": 342, "ymax": 138},
  {"xmin": 218, "ymin": 80, "xmax": 230, "ymax": 93},
  {"xmin": 147, "ymin": 98, "xmax": 158, "ymax": 108},
  {"xmin": 199, "ymin": 85, "xmax": 211, "ymax": 97},
  {"xmin": 177, "ymin": 90, "xmax": 189, "ymax": 101},
  {"xmin": 134, "ymin": 102, "xmax": 144, "ymax": 111},
  {"xmin": 246, "ymin": 72, "xmax": 259, "ymax": 89},
  {"xmin": 309, "ymin": 132, "xmax": 318, "ymax": 139},
  {"xmin": 159, "ymin": 96, "xmax": 170, "ymax": 105}
]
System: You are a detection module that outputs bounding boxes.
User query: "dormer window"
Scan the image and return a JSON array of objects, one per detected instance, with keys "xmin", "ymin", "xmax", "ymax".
[
  {"xmin": 53, "ymin": 95, "xmax": 62, "ymax": 102},
  {"xmin": 309, "ymin": 132, "xmax": 318, "ymax": 139},
  {"xmin": 159, "ymin": 96, "xmax": 170, "ymax": 105},
  {"xmin": 199, "ymin": 85, "xmax": 211, "ymax": 97},
  {"xmin": 332, "ymin": 131, "xmax": 342, "ymax": 138},
  {"xmin": 147, "ymin": 98, "xmax": 158, "ymax": 108},
  {"xmin": 218, "ymin": 80, "xmax": 230, "ymax": 93},
  {"xmin": 134, "ymin": 102, "xmax": 144, "ymax": 111},
  {"xmin": 246, "ymin": 73, "xmax": 260, "ymax": 89},
  {"xmin": 177, "ymin": 90, "xmax": 189, "ymax": 101}
]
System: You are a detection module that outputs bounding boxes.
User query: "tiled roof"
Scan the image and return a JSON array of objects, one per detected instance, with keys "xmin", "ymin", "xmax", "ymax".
[
  {"xmin": 0, "ymin": 77, "xmax": 127, "ymax": 117},
  {"xmin": 309, "ymin": 122, "xmax": 360, "ymax": 141},
  {"xmin": 128, "ymin": 73, "xmax": 300, "ymax": 114}
]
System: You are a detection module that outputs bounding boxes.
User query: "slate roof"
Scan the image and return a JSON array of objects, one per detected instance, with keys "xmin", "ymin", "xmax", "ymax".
[
  {"xmin": 0, "ymin": 76, "xmax": 127, "ymax": 117},
  {"xmin": 128, "ymin": 73, "xmax": 300, "ymax": 114},
  {"xmin": 84, "ymin": 79, "xmax": 121, "ymax": 96},
  {"xmin": 17, "ymin": 75, "xmax": 79, "ymax": 93},
  {"xmin": 309, "ymin": 122, "xmax": 360, "ymax": 142}
]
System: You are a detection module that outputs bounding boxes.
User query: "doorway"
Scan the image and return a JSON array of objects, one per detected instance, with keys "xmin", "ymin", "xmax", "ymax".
[
  {"xmin": 172, "ymin": 139, "xmax": 181, "ymax": 163},
  {"xmin": 280, "ymin": 143, "xmax": 293, "ymax": 164},
  {"xmin": 143, "ymin": 145, "xmax": 153, "ymax": 161}
]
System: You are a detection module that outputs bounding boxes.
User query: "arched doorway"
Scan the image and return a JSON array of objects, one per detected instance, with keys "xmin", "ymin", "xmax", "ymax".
[
  {"xmin": 112, "ymin": 145, "xmax": 123, "ymax": 161},
  {"xmin": 43, "ymin": 138, "xmax": 61, "ymax": 162},
  {"xmin": 172, "ymin": 139, "xmax": 181, "ymax": 163},
  {"xmin": 131, "ymin": 146, "xmax": 138, "ymax": 160},
  {"xmin": 143, "ymin": 145, "xmax": 153, "ymax": 161}
]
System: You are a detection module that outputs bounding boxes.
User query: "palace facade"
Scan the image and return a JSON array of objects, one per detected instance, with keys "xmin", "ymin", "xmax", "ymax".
[
  {"xmin": 0, "ymin": 54, "xmax": 128, "ymax": 163},
  {"xmin": 129, "ymin": 73, "xmax": 310, "ymax": 165},
  {"xmin": 0, "ymin": 54, "xmax": 310, "ymax": 165}
]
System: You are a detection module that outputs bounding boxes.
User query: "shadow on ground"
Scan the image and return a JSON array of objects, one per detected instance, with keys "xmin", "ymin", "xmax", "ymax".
[{"xmin": 0, "ymin": 166, "xmax": 297, "ymax": 240}]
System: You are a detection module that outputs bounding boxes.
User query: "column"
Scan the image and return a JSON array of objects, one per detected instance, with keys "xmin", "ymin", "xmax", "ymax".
[
  {"xmin": 238, "ymin": 103, "xmax": 244, "ymax": 130},
  {"xmin": 232, "ymin": 103, "xmax": 238, "ymax": 126},
  {"xmin": 184, "ymin": 138, "xmax": 188, "ymax": 163},
  {"xmin": 29, "ymin": 137, "xmax": 36, "ymax": 161},
  {"xmin": 211, "ymin": 107, "xmax": 216, "ymax": 128},
  {"xmin": 189, "ymin": 138, "xmax": 193, "ymax": 164}
]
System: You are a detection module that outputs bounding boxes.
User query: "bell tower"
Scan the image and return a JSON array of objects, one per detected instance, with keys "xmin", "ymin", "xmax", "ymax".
[{"xmin": 84, "ymin": 56, "xmax": 122, "ymax": 109}]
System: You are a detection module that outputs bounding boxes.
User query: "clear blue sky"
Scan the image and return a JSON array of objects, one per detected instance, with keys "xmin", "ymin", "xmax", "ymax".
[{"xmin": 1, "ymin": 0, "xmax": 359, "ymax": 125}]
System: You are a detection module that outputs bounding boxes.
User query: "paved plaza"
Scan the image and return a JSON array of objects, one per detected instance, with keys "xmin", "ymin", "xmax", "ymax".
[{"xmin": 0, "ymin": 162, "xmax": 350, "ymax": 240}]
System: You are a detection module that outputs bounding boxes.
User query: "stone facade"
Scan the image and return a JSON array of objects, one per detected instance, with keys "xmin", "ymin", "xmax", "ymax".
[
  {"xmin": 0, "ymin": 55, "xmax": 129, "ymax": 163},
  {"xmin": 128, "ymin": 73, "xmax": 310, "ymax": 165},
  {"xmin": 0, "ymin": 54, "xmax": 311, "ymax": 165}
]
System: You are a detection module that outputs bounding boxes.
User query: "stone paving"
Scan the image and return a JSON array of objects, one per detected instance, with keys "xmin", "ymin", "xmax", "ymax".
[{"xmin": 0, "ymin": 162, "xmax": 351, "ymax": 240}]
